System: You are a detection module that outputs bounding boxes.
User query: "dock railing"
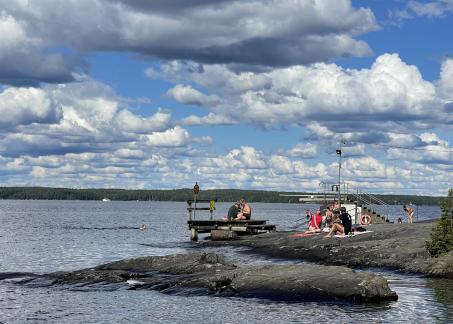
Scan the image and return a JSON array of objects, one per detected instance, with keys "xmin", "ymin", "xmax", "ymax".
[
  {"xmin": 346, "ymin": 187, "xmax": 415, "ymax": 223},
  {"xmin": 187, "ymin": 199, "xmax": 217, "ymax": 221}
]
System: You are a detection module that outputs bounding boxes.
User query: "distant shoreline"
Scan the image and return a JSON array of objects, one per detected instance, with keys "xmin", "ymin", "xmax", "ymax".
[{"xmin": 0, "ymin": 187, "xmax": 444, "ymax": 205}]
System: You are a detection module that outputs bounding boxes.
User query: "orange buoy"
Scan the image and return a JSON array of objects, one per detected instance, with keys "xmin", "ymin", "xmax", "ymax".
[{"xmin": 361, "ymin": 214, "xmax": 371, "ymax": 225}]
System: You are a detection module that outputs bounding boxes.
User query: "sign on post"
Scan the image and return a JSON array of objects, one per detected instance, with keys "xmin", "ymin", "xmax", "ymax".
[{"xmin": 193, "ymin": 182, "xmax": 199, "ymax": 219}]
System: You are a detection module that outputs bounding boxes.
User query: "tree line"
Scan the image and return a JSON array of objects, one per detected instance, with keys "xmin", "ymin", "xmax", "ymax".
[{"xmin": 0, "ymin": 186, "xmax": 444, "ymax": 205}]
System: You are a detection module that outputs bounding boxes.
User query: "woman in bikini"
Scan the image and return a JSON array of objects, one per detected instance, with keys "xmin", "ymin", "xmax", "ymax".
[{"xmin": 403, "ymin": 205, "xmax": 414, "ymax": 224}]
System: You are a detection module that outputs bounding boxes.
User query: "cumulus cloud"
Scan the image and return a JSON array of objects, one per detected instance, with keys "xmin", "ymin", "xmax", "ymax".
[
  {"xmin": 114, "ymin": 109, "xmax": 171, "ymax": 133},
  {"xmin": 387, "ymin": 146, "xmax": 453, "ymax": 165},
  {"xmin": 286, "ymin": 143, "xmax": 317, "ymax": 158},
  {"xmin": 0, "ymin": 0, "xmax": 378, "ymax": 84},
  {"xmin": 154, "ymin": 53, "xmax": 446, "ymax": 133},
  {"xmin": 386, "ymin": 133, "xmax": 453, "ymax": 166},
  {"xmin": 0, "ymin": 79, "xmax": 208, "ymax": 157},
  {"xmin": 180, "ymin": 112, "xmax": 237, "ymax": 126},
  {"xmin": 143, "ymin": 126, "xmax": 212, "ymax": 147},
  {"xmin": 0, "ymin": 87, "xmax": 61, "ymax": 129},
  {"xmin": 166, "ymin": 84, "xmax": 220, "ymax": 107},
  {"xmin": 0, "ymin": 139, "xmax": 451, "ymax": 194},
  {"xmin": 269, "ymin": 155, "xmax": 294, "ymax": 174},
  {"xmin": 438, "ymin": 57, "xmax": 453, "ymax": 101},
  {"xmin": 0, "ymin": 11, "xmax": 84, "ymax": 86},
  {"xmin": 391, "ymin": 0, "xmax": 453, "ymax": 20},
  {"xmin": 341, "ymin": 144, "xmax": 366, "ymax": 157}
]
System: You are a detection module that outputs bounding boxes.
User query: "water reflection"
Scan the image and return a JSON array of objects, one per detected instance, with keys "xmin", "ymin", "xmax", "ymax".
[{"xmin": 427, "ymin": 278, "xmax": 453, "ymax": 320}]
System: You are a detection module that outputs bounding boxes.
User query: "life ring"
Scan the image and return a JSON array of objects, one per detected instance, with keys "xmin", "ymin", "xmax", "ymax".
[{"xmin": 361, "ymin": 214, "xmax": 371, "ymax": 225}]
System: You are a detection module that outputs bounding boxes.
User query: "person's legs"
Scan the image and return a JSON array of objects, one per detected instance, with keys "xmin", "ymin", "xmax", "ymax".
[
  {"xmin": 324, "ymin": 223, "xmax": 344, "ymax": 237},
  {"xmin": 324, "ymin": 225, "xmax": 335, "ymax": 237}
]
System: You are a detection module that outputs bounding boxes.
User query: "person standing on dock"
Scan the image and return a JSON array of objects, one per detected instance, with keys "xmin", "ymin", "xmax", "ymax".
[{"xmin": 403, "ymin": 205, "xmax": 414, "ymax": 224}]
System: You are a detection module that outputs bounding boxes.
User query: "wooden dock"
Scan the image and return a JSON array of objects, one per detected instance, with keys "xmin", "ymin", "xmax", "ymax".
[
  {"xmin": 188, "ymin": 219, "xmax": 276, "ymax": 241},
  {"xmin": 186, "ymin": 199, "xmax": 276, "ymax": 241}
]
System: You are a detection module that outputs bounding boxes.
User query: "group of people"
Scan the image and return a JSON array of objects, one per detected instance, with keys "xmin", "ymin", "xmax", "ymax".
[
  {"xmin": 225, "ymin": 198, "xmax": 252, "ymax": 220},
  {"xmin": 304, "ymin": 203, "xmax": 352, "ymax": 238}
]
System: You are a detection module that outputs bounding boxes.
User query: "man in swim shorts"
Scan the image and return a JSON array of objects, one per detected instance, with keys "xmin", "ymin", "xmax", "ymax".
[{"xmin": 235, "ymin": 198, "xmax": 251, "ymax": 220}]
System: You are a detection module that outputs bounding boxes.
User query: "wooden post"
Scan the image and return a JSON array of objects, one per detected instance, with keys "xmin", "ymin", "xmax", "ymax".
[
  {"xmin": 190, "ymin": 228, "xmax": 198, "ymax": 241},
  {"xmin": 188, "ymin": 201, "xmax": 192, "ymax": 221},
  {"xmin": 209, "ymin": 200, "xmax": 215, "ymax": 220},
  {"xmin": 193, "ymin": 182, "xmax": 200, "ymax": 220}
]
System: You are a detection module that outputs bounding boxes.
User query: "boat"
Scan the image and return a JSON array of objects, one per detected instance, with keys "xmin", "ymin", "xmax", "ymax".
[{"xmin": 102, "ymin": 198, "xmax": 111, "ymax": 202}]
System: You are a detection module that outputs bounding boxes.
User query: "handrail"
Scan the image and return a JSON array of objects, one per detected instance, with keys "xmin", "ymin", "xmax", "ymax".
[{"xmin": 320, "ymin": 182, "xmax": 420, "ymax": 223}]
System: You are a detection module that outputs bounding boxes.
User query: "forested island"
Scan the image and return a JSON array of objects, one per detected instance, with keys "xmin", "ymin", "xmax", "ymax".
[{"xmin": 0, "ymin": 187, "xmax": 444, "ymax": 205}]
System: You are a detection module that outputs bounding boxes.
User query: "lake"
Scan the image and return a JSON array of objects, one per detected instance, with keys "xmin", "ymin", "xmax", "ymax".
[{"xmin": 0, "ymin": 200, "xmax": 451, "ymax": 323}]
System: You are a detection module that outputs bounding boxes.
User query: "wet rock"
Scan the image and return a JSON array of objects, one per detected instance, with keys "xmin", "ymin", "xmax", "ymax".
[
  {"xmin": 46, "ymin": 252, "xmax": 397, "ymax": 302},
  {"xmin": 229, "ymin": 264, "xmax": 397, "ymax": 302}
]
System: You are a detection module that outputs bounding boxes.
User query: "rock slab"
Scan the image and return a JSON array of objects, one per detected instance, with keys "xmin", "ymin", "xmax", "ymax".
[{"xmin": 48, "ymin": 252, "xmax": 397, "ymax": 302}]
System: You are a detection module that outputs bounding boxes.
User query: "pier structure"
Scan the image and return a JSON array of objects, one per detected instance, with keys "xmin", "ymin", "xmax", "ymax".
[
  {"xmin": 186, "ymin": 199, "xmax": 276, "ymax": 241},
  {"xmin": 281, "ymin": 182, "xmax": 398, "ymax": 225}
]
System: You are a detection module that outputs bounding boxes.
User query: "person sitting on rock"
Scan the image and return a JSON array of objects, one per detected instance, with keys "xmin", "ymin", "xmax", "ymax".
[
  {"xmin": 332, "ymin": 200, "xmax": 340, "ymax": 211},
  {"xmin": 308, "ymin": 209, "xmax": 322, "ymax": 232},
  {"xmin": 324, "ymin": 207, "xmax": 351, "ymax": 238},
  {"xmin": 323, "ymin": 206, "xmax": 333, "ymax": 228}
]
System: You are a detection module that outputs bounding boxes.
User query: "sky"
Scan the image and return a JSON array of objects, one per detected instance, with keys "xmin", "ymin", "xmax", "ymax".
[{"xmin": 0, "ymin": 0, "xmax": 452, "ymax": 195}]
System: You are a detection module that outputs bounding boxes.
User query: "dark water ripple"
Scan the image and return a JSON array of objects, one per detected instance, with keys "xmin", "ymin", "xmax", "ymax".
[{"xmin": 0, "ymin": 200, "xmax": 450, "ymax": 323}]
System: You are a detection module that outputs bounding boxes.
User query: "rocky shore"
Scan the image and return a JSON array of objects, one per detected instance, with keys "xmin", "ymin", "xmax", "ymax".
[
  {"xmin": 47, "ymin": 252, "xmax": 397, "ymax": 302},
  {"xmin": 6, "ymin": 221, "xmax": 450, "ymax": 303},
  {"xmin": 204, "ymin": 220, "xmax": 453, "ymax": 278}
]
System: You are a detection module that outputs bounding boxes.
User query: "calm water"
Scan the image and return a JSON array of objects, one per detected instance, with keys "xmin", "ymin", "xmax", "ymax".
[{"xmin": 0, "ymin": 200, "xmax": 451, "ymax": 323}]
